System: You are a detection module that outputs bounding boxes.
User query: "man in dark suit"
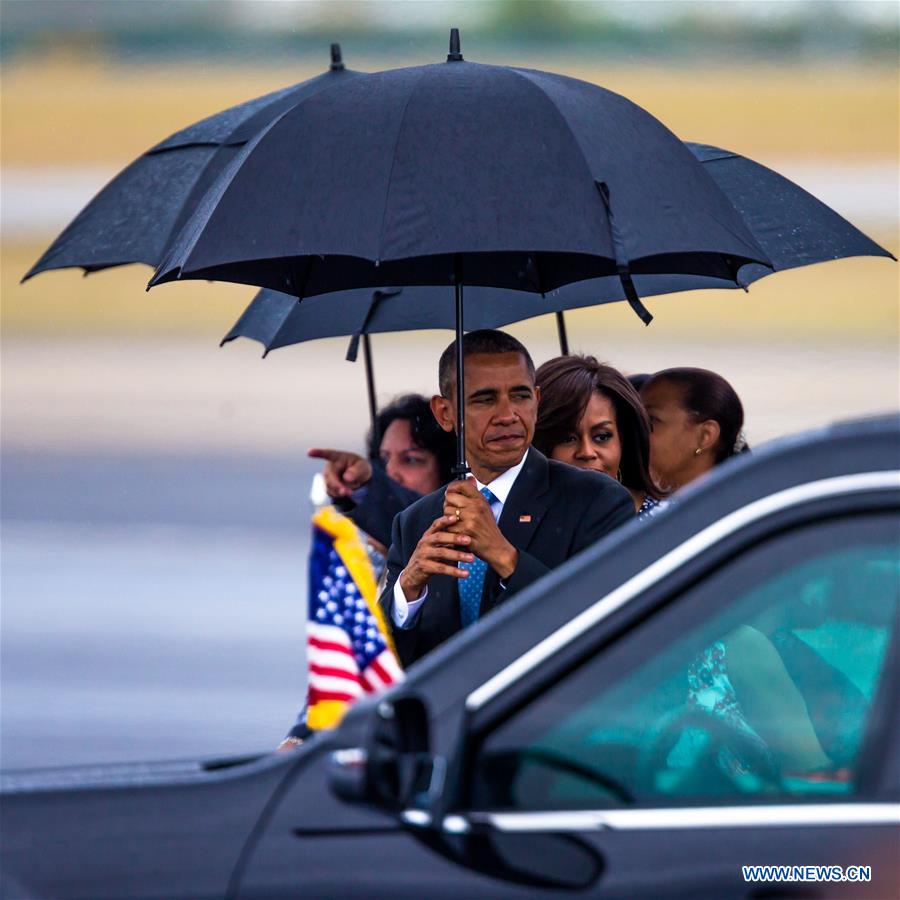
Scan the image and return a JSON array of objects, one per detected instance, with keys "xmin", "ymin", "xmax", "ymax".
[{"xmin": 382, "ymin": 330, "xmax": 635, "ymax": 668}]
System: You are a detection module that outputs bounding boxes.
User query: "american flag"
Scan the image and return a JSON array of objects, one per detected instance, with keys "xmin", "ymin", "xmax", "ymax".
[{"xmin": 306, "ymin": 506, "xmax": 404, "ymax": 730}]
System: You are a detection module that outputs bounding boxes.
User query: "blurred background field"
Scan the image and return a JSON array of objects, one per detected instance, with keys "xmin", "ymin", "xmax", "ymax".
[{"xmin": 1, "ymin": 0, "xmax": 897, "ymax": 769}]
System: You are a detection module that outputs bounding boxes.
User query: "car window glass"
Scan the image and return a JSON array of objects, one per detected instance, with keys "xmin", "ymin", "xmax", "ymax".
[{"xmin": 470, "ymin": 515, "xmax": 898, "ymax": 810}]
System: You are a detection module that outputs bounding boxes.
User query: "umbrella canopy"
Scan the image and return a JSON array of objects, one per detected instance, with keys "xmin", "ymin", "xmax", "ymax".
[
  {"xmin": 222, "ymin": 140, "xmax": 892, "ymax": 351},
  {"xmin": 150, "ymin": 34, "xmax": 772, "ymax": 302},
  {"xmin": 22, "ymin": 46, "xmax": 359, "ymax": 281}
]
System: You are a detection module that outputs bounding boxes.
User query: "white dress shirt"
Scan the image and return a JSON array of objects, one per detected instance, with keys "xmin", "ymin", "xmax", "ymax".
[{"xmin": 392, "ymin": 449, "xmax": 530, "ymax": 628}]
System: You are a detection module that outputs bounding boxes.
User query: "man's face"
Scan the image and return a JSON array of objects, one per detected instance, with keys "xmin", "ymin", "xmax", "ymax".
[{"xmin": 432, "ymin": 352, "xmax": 539, "ymax": 476}]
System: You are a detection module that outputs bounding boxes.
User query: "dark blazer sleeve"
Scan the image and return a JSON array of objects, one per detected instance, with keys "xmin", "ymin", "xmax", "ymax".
[
  {"xmin": 570, "ymin": 480, "xmax": 635, "ymax": 555},
  {"xmin": 341, "ymin": 465, "xmax": 421, "ymax": 548},
  {"xmin": 378, "ymin": 510, "xmax": 408, "ymax": 627},
  {"xmin": 502, "ymin": 550, "xmax": 551, "ymax": 594},
  {"xmin": 378, "ymin": 504, "xmax": 435, "ymax": 669}
]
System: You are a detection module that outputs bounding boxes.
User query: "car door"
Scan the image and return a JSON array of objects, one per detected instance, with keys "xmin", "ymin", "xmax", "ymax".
[
  {"xmin": 451, "ymin": 509, "xmax": 899, "ymax": 898},
  {"xmin": 234, "ymin": 490, "xmax": 898, "ymax": 899}
]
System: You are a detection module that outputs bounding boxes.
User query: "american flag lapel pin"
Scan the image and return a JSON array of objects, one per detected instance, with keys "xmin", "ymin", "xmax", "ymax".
[{"xmin": 518, "ymin": 514, "xmax": 532, "ymax": 523}]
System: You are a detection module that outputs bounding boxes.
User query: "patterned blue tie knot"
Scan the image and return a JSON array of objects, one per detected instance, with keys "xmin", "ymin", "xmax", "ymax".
[{"xmin": 458, "ymin": 485, "xmax": 499, "ymax": 627}]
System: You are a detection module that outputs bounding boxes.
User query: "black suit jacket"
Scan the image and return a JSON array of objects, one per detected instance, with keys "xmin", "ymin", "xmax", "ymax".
[{"xmin": 380, "ymin": 448, "xmax": 635, "ymax": 668}]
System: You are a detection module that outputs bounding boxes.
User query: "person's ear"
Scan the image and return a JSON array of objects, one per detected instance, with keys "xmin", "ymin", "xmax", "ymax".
[
  {"xmin": 533, "ymin": 384, "xmax": 541, "ymax": 405},
  {"xmin": 430, "ymin": 394, "xmax": 455, "ymax": 433},
  {"xmin": 698, "ymin": 419, "xmax": 720, "ymax": 454}
]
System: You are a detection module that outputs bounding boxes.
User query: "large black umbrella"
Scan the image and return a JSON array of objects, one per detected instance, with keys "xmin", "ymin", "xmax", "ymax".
[
  {"xmin": 224, "ymin": 140, "xmax": 893, "ymax": 354},
  {"xmin": 151, "ymin": 31, "xmax": 774, "ymax": 474},
  {"xmin": 151, "ymin": 38, "xmax": 769, "ymax": 299},
  {"xmin": 22, "ymin": 46, "xmax": 359, "ymax": 280}
]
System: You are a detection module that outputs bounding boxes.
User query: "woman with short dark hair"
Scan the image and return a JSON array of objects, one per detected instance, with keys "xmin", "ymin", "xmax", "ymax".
[
  {"xmin": 640, "ymin": 367, "xmax": 749, "ymax": 493},
  {"xmin": 636, "ymin": 369, "xmax": 825, "ymax": 776},
  {"xmin": 533, "ymin": 355, "xmax": 663, "ymax": 515},
  {"xmin": 367, "ymin": 393, "xmax": 456, "ymax": 494}
]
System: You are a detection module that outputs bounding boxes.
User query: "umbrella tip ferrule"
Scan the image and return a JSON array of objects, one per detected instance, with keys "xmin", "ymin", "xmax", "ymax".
[
  {"xmin": 330, "ymin": 43, "xmax": 344, "ymax": 71},
  {"xmin": 447, "ymin": 28, "xmax": 463, "ymax": 61}
]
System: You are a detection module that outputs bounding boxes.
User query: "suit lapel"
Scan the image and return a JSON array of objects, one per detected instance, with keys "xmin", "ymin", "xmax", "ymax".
[
  {"xmin": 481, "ymin": 449, "xmax": 552, "ymax": 613},
  {"xmin": 497, "ymin": 448, "xmax": 552, "ymax": 553}
]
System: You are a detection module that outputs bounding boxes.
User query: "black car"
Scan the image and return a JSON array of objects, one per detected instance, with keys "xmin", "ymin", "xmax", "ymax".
[{"xmin": 2, "ymin": 416, "xmax": 898, "ymax": 900}]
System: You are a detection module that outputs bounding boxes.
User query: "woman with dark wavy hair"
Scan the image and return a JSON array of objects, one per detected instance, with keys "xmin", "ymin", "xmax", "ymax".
[
  {"xmin": 533, "ymin": 355, "xmax": 663, "ymax": 516},
  {"xmin": 367, "ymin": 393, "xmax": 456, "ymax": 494}
]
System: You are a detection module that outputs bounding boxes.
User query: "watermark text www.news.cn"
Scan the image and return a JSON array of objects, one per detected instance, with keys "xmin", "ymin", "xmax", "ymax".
[{"xmin": 743, "ymin": 865, "xmax": 871, "ymax": 883}]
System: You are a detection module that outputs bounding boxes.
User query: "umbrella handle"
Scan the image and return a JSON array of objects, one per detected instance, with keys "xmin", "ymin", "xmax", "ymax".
[
  {"xmin": 453, "ymin": 258, "xmax": 469, "ymax": 479},
  {"xmin": 363, "ymin": 334, "xmax": 379, "ymax": 450}
]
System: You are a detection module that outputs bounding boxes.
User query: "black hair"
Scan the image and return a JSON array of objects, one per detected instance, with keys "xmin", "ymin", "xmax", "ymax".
[
  {"xmin": 367, "ymin": 393, "xmax": 455, "ymax": 484},
  {"xmin": 646, "ymin": 367, "xmax": 749, "ymax": 464},
  {"xmin": 437, "ymin": 329, "xmax": 535, "ymax": 399},
  {"xmin": 627, "ymin": 373, "xmax": 652, "ymax": 392}
]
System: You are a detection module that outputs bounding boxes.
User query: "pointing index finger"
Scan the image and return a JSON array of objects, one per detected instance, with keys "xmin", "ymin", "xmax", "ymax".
[{"xmin": 308, "ymin": 448, "xmax": 342, "ymax": 461}]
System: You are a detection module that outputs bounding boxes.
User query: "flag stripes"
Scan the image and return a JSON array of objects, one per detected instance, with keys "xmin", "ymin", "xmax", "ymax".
[{"xmin": 305, "ymin": 506, "xmax": 405, "ymax": 730}]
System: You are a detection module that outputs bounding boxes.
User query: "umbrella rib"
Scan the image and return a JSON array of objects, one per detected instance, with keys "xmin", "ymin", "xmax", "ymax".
[
  {"xmin": 267, "ymin": 294, "xmax": 305, "ymax": 352},
  {"xmin": 376, "ymin": 71, "xmax": 428, "ymax": 264},
  {"xmin": 508, "ymin": 69, "xmax": 656, "ymax": 323},
  {"xmin": 150, "ymin": 106, "xmax": 299, "ymax": 286},
  {"xmin": 506, "ymin": 67, "xmax": 607, "ymax": 246}
]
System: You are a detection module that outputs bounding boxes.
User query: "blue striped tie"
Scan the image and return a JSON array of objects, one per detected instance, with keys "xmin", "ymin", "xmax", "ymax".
[{"xmin": 458, "ymin": 486, "xmax": 498, "ymax": 628}]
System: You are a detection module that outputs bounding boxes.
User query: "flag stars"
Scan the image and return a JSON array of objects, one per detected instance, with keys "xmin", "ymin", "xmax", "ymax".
[{"xmin": 310, "ymin": 528, "xmax": 400, "ymax": 706}]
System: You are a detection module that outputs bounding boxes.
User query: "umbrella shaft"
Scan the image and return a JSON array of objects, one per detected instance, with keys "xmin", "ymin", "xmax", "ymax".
[
  {"xmin": 454, "ymin": 264, "xmax": 468, "ymax": 479},
  {"xmin": 556, "ymin": 311, "xmax": 570, "ymax": 355},
  {"xmin": 362, "ymin": 334, "xmax": 378, "ymax": 448}
]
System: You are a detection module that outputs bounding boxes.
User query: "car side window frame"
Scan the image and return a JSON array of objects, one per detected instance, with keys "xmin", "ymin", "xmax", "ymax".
[{"xmin": 460, "ymin": 509, "xmax": 900, "ymax": 812}]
